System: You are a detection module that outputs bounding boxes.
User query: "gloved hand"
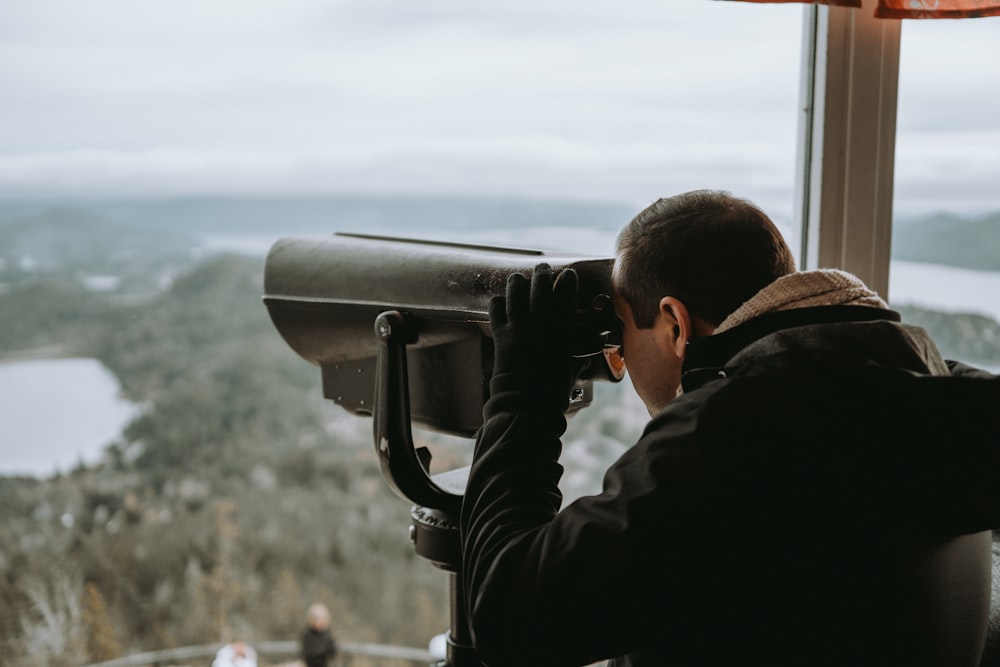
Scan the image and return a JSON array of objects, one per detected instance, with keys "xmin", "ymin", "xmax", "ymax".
[{"xmin": 487, "ymin": 263, "xmax": 580, "ymax": 414}]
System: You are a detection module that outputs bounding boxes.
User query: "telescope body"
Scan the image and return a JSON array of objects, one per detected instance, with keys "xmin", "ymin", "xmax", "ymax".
[{"xmin": 263, "ymin": 233, "xmax": 617, "ymax": 438}]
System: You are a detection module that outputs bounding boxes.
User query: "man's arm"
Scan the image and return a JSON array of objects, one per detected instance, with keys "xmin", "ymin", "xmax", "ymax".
[
  {"xmin": 459, "ymin": 265, "xmax": 697, "ymax": 666},
  {"xmin": 460, "ymin": 398, "xmax": 706, "ymax": 665},
  {"xmin": 460, "ymin": 263, "xmax": 581, "ymax": 664}
]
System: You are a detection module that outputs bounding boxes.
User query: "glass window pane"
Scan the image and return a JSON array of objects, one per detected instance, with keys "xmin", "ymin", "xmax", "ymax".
[
  {"xmin": 0, "ymin": 1, "xmax": 804, "ymax": 254},
  {"xmin": 890, "ymin": 18, "xmax": 1000, "ymax": 371}
]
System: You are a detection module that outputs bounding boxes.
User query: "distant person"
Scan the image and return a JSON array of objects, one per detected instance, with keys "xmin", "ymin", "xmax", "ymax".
[
  {"xmin": 212, "ymin": 639, "xmax": 258, "ymax": 667},
  {"xmin": 300, "ymin": 602, "xmax": 338, "ymax": 667}
]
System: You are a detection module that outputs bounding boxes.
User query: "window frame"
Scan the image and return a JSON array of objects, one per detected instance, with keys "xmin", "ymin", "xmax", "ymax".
[{"xmin": 796, "ymin": 0, "xmax": 902, "ymax": 299}]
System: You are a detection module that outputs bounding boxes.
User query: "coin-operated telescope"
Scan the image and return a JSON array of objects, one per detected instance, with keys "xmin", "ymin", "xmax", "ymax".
[{"xmin": 262, "ymin": 232, "xmax": 623, "ymax": 666}]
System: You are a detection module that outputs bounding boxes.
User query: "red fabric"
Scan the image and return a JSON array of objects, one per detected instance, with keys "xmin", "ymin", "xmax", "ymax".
[
  {"xmin": 727, "ymin": 0, "xmax": 861, "ymax": 5},
  {"xmin": 728, "ymin": 0, "xmax": 1000, "ymax": 17},
  {"xmin": 875, "ymin": 0, "xmax": 1000, "ymax": 18}
]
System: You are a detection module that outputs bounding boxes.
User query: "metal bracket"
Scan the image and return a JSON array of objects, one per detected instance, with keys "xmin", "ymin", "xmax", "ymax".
[{"xmin": 373, "ymin": 310, "xmax": 463, "ymax": 517}]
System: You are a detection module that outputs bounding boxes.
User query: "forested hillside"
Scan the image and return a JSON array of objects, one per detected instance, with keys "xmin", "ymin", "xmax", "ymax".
[{"xmin": 0, "ymin": 246, "xmax": 456, "ymax": 665}]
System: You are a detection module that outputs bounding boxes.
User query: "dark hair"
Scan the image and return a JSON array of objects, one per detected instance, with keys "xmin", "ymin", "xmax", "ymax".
[{"xmin": 615, "ymin": 189, "xmax": 796, "ymax": 328}]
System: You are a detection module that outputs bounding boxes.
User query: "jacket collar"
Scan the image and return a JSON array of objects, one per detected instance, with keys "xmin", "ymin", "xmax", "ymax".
[{"xmin": 681, "ymin": 305, "xmax": 901, "ymax": 390}]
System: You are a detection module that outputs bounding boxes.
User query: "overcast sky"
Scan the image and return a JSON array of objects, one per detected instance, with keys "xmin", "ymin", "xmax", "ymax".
[{"xmin": 0, "ymin": 1, "xmax": 997, "ymax": 222}]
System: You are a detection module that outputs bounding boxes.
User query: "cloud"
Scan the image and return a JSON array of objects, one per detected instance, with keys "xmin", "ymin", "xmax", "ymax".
[
  {"xmin": 0, "ymin": 1, "xmax": 996, "ymax": 219},
  {"xmin": 892, "ymin": 131, "xmax": 1000, "ymax": 216},
  {"xmin": 0, "ymin": 136, "xmax": 798, "ymax": 216}
]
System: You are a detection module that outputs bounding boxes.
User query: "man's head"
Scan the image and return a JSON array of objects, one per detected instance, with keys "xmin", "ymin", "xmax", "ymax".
[{"xmin": 611, "ymin": 189, "xmax": 795, "ymax": 414}]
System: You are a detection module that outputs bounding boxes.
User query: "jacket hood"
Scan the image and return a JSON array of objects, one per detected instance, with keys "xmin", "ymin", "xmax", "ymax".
[{"xmin": 681, "ymin": 305, "xmax": 951, "ymax": 391}]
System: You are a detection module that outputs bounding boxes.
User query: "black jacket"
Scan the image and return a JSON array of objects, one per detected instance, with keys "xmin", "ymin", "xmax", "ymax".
[
  {"xmin": 300, "ymin": 627, "xmax": 337, "ymax": 667},
  {"xmin": 461, "ymin": 305, "xmax": 1000, "ymax": 666}
]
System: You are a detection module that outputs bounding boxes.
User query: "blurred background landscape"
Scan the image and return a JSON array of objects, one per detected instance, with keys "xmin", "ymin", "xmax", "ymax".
[{"xmin": 1, "ymin": 0, "xmax": 997, "ymax": 665}]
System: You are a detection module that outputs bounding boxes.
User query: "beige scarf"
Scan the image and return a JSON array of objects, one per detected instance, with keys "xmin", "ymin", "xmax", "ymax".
[{"xmin": 715, "ymin": 269, "xmax": 889, "ymax": 334}]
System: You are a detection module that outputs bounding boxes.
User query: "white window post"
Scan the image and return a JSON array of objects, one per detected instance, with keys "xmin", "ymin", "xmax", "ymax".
[{"xmin": 795, "ymin": 0, "xmax": 902, "ymax": 299}]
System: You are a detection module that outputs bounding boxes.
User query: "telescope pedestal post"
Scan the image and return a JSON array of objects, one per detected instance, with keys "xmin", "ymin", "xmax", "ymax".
[
  {"xmin": 410, "ymin": 505, "xmax": 480, "ymax": 667},
  {"xmin": 374, "ymin": 311, "xmax": 482, "ymax": 665}
]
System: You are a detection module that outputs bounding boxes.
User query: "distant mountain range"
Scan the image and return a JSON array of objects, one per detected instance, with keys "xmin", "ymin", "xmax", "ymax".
[
  {"xmin": 1, "ymin": 195, "xmax": 999, "ymax": 272},
  {"xmin": 0, "ymin": 207, "xmax": 195, "ymax": 265},
  {"xmin": 892, "ymin": 211, "xmax": 1000, "ymax": 271},
  {"xmin": 0, "ymin": 195, "xmax": 632, "ymax": 237}
]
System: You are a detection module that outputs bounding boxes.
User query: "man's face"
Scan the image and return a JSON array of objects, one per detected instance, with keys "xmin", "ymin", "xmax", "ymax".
[{"xmin": 611, "ymin": 267, "xmax": 684, "ymax": 417}]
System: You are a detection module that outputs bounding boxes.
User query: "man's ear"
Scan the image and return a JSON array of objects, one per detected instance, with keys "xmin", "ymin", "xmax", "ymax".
[{"xmin": 658, "ymin": 296, "xmax": 693, "ymax": 358}]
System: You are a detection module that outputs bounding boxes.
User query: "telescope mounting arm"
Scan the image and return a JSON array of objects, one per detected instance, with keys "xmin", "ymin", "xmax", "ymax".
[{"xmin": 374, "ymin": 310, "xmax": 464, "ymax": 518}]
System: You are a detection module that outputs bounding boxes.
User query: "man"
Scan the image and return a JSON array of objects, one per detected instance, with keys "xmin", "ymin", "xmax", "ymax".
[
  {"xmin": 300, "ymin": 602, "xmax": 338, "ymax": 667},
  {"xmin": 460, "ymin": 190, "xmax": 1000, "ymax": 666}
]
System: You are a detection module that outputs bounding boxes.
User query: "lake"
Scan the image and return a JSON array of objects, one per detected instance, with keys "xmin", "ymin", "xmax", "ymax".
[
  {"xmin": 889, "ymin": 260, "xmax": 1000, "ymax": 322},
  {"xmin": 0, "ymin": 357, "xmax": 141, "ymax": 477},
  {"xmin": 1, "ymin": 258, "xmax": 999, "ymax": 478}
]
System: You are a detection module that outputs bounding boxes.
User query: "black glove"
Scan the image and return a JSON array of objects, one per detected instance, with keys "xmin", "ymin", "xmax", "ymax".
[{"xmin": 487, "ymin": 263, "xmax": 580, "ymax": 414}]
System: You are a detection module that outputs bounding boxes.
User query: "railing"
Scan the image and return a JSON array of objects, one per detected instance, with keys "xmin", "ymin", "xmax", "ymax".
[{"xmin": 80, "ymin": 640, "xmax": 436, "ymax": 667}]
